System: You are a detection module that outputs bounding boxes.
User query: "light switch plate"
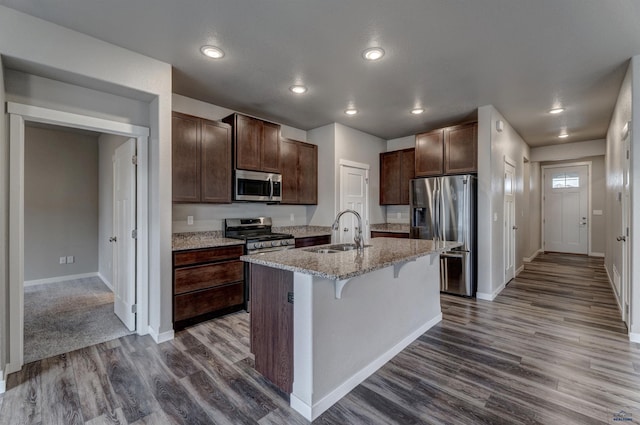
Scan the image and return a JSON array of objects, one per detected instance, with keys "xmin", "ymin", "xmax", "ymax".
[
  {"xmin": 67, "ymin": 256, "xmax": 74, "ymax": 264},
  {"xmin": 187, "ymin": 216, "xmax": 194, "ymax": 225},
  {"xmin": 592, "ymin": 210, "xmax": 603, "ymax": 216},
  {"xmin": 59, "ymin": 256, "xmax": 66, "ymax": 264}
]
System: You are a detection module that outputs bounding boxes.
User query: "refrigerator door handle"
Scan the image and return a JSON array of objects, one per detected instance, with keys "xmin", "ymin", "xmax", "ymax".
[{"xmin": 432, "ymin": 182, "xmax": 438, "ymax": 242}]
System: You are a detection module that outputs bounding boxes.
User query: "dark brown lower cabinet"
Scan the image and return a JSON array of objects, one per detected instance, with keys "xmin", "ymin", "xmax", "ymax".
[
  {"xmin": 294, "ymin": 235, "xmax": 331, "ymax": 248},
  {"xmin": 370, "ymin": 231, "xmax": 409, "ymax": 239},
  {"xmin": 173, "ymin": 245, "xmax": 244, "ymax": 329},
  {"xmin": 250, "ymin": 264, "xmax": 293, "ymax": 393}
]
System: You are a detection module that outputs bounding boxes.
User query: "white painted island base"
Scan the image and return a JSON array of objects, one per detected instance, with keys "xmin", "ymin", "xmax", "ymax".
[{"xmin": 289, "ymin": 254, "xmax": 442, "ymax": 421}]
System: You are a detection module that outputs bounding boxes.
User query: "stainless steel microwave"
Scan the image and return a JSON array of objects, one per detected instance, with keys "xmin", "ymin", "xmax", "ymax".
[{"xmin": 234, "ymin": 169, "xmax": 282, "ymax": 202}]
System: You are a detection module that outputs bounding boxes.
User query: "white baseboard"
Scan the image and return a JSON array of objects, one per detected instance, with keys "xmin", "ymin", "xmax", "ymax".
[
  {"xmin": 589, "ymin": 252, "xmax": 605, "ymax": 258},
  {"xmin": 516, "ymin": 265, "xmax": 524, "ymax": 276},
  {"xmin": 477, "ymin": 283, "xmax": 506, "ymax": 301},
  {"xmin": 148, "ymin": 326, "xmax": 174, "ymax": 344},
  {"xmin": 523, "ymin": 249, "xmax": 543, "ymax": 263},
  {"xmin": 24, "ymin": 272, "xmax": 99, "ymax": 287},
  {"xmin": 291, "ymin": 313, "xmax": 443, "ymax": 421},
  {"xmin": 630, "ymin": 333, "xmax": 640, "ymax": 343},
  {"xmin": 0, "ymin": 370, "xmax": 5, "ymax": 394},
  {"xmin": 97, "ymin": 272, "xmax": 113, "ymax": 291}
]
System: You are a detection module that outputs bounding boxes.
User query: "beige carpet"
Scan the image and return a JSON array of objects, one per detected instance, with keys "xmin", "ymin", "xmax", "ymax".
[{"xmin": 24, "ymin": 276, "xmax": 133, "ymax": 364}]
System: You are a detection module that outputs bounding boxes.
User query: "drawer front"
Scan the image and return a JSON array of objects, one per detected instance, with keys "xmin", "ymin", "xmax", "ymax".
[
  {"xmin": 174, "ymin": 260, "xmax": 244, "ymax": 295},
  {"xmin": 294, "ymin": 235, "xmax": 331, "ymax": 248},
  {"xmin": 173, "ymin": 245, "xmax": 243, "ymax": 267},
  {"xmin": 370, "ymin": 231, "xmax": 409, "ymax": 239},
  {"xmin": 174, "ymin": 282, "xmax": 244, "ymax": 321}
]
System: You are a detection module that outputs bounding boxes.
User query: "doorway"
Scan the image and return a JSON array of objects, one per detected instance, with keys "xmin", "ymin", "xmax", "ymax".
[
  {"xmin": 7, "ymin": 102, "xmax": 149, "ymax": 374},
  {"xmin": 542, "ymin": 163, "xmax": 590, "ymax": 255},
  {"xmin": 338, "ymin": 160, "xmax": 370, "ymax": 244},
  {"xmin": 620, "ymin": 128, "xmax": 631, "ymax": 326},
  {"xmin": 503, "ymin": 158, "xmax": 516, "ymax": 283}
]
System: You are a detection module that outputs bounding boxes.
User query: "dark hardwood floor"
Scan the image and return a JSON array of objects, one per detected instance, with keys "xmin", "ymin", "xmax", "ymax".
[{"xmin": 1, "ymin": 253, "xmax": 638, "ymax": 424}]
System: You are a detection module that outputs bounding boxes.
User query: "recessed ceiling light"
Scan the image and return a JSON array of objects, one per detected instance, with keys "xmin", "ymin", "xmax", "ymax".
[
  {"xmin": 410, "ymin": 108, "xmax": 425, "ymax": 115},
  {"xmin": 362, "ymin": 47, "xmax": 385, "ymax": 61},
  {"xmin": 289, "ymin": 85, "xmax": 308, "ymax": 94},
  {"xmin": 345, "ymin": 108, "xmax": 358, "ymax": 115},
  {"xmin": 558, "ymin": 133, "xmax": 569, "ymax": 139},
  {"xmin": 549, "ymin": 107, "xmax": 565, "ymax": 114},
  {"xmin": 200, "ymin": 45, "xmax": 225, "ymax": 59}
]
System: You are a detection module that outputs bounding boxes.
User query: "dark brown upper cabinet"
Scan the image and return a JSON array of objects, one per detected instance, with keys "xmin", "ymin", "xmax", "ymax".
[
  {"xmin": 222, "ymin": 113, "xmax": 281, "ymax": 173},
  {"xmin": 280, "ymin": 138, "xmax": 318, "ymax": 205},
  {"xmin": 380, "ymin": 148, "xmax": 415, "ymax": 205},
  {"xmin": 415, "ymin": 122, "xmax": 477, "ymax": 177},
  {"xmin": 172, "ymin": 111, "xmax": 232, "ymax": 203}
]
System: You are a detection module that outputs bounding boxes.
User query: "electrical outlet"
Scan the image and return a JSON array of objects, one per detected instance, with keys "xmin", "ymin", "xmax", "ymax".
[
  {"xmin": 187, "ymin": 216, "xmax": 194, "ymax": 225},
  {"xmin": 67, "ymin": 256, "xmax": 74, "ymax": 264},
  {"xmin": 396, "ymin": 212, "xmax": 401, "ymax": 219},
  {"xmin": 59, "ymin": 256, "xmax": 67, "ymax": 264},
  {"xmin": 290, "ymin": 213, "xmax": 295, "ymax": 222}
]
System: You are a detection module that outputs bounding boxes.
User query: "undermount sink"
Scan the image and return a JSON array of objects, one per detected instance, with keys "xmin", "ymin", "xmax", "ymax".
[{"xmin": 304, "ymin": 243, "xmax": 371, "ymax": 254}]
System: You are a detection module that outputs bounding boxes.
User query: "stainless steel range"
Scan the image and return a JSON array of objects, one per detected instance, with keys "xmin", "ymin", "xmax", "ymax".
[
  {"xmin": 224, "ymin": 217, "xmax": 295, "ymax": 254},
  {"xmin": 224, "ymin": 217, "xmax": 294, "ymax": 312}
]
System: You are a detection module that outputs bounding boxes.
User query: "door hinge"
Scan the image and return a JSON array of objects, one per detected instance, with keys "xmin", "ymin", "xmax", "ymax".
[
  {"xmin": 627, "ymin": 227, "xmax": 630, "ymax": 237},
  {"xmin": 131, "ymin": 229, "xmax": 138, "ymax": 239},
  {"xmin": 132, "ymin": 155, "xmax": 138, "ymax": 166},
  {"xmin": 627, "ymin": 150, "xmax": 630, "ymax": 160},
  {"xmin": 287, "ymin": 292, "xmax": 294, "ymax": 304},
  {"xmin": 131, "ymin": 304, "xmax": 137, "ymax": 314}
]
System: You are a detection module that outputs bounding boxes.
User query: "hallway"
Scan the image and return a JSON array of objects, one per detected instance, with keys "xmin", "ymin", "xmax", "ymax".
[{"xmin": 0, "ymin": 253, "xmax": 637, "ymax": 424}]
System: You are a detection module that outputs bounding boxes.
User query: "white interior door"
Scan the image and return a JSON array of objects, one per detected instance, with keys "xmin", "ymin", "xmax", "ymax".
[
  {"xmin": 621, "ymin": 130, "xmax": 631, "ymax": 326},
  {"xmin": 339, "ymin": 164, "xmax": 369, "ymax": 244},
  {"xmin": 112, "ymin": 138, "xmax": 136, "ymax": 331},
  {"xmin": 543, "ymin": 165, "xmax": 589, "ymax": 254},
  {"xmin": 504, "ymin": 161, "xmax": 516, "ymax": 283}
]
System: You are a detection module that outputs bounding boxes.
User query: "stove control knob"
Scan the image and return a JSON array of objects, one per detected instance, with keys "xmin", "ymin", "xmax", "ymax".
[
  {"xmin": 272, "ymin": 240, "xmax": 280, "ymax": 247},
  {"xmin": 254, "ymin": 242, "xmax": 262, "ymax": 249},
  {"xmin": 281, "ymin": 240, "xmax": 289, "ymax": 246}
]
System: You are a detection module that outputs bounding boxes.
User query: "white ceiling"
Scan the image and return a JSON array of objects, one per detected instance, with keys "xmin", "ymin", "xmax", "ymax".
[{"xmin": 2, "ymin": 0, "xmax": 639, "ymax": 146}]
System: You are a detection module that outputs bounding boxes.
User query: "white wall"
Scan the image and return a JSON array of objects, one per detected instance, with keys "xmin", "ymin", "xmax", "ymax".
[
  {"xmin": 528, "ymin": 162, "xmax": 542, "ymax": 258},
  {"xmin": 334, "ymin": 123, "xmax": 386, "ymax": 226},
  {"xmin": 531, "ymin": 139, "xmax": 605, "ymax": 162},
  {"xmin": 386, "ymin": 135, "xmax": 414, "ymax": 151},
  {"xmin": 98, "ymin": 134, "xmax": 128, "ymax": 288},
  {"xmin": 0, "ymin": 4, "xmax": 173, "ymax": 358},
  {"xmin": 171, "ymin": 94, "xmax": 311, "ymax": 232},
  {"xmin": 307, "ymin": 124, "xmax": 336, "ymax": 226},
  {"xmin": 477, "ymin": 105, "xmax": 532, "ymax": 300},
  {"xmin": 5, "ymin": 70, "xmax": 149, "ymax": 126},
  {"xmin": 24, "ymin": 126, "xmax": 99, "ymax": 281},
  {"xmin": 0, "ymin": 55, "xmax": 7, "ymax": 380}
]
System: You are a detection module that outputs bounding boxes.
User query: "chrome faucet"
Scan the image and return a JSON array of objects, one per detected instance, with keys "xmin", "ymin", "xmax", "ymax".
[{"xmin": 332, "ymin": 209, "xmax": 364, "ymax": 252}]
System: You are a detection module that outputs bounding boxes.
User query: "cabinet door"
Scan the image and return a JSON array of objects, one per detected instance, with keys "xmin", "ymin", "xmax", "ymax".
[
  {"xmin": 261, "ymin": 122, "xmax": 281, "ymax": 172},
  {"xmin": 235, "ymin": 114, "xmax": 262, "ymax": 171},
  {"xmin": 380, "ymin": 151, "xmax": 401, "ymax": 205},
  {"xmin": 172, "ymin": 112, "xmax": 201, "ymax": 202},
  {"xmin": 279, "ymin": 138, "xmax": 298, "ymax": 204},
  {"xmin": 400, "ymin": 148, "xmax": 415, "ymax": 205},
  {"xmin": 297, "ymin": 142, "xmax": 318, "ymax": 204},
  {"xmin": 444, "ymin": 123, "xmax": 477, "ymax": 174},
  {"xmin": 415, "ymin": 130, "xmax": 444, "ymax": 177},
  {"xmin": 201, "ymin": 119, "xmax": 232, "ymax": 203}
]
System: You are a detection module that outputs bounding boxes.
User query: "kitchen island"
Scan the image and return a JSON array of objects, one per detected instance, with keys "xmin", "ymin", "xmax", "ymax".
[{"xmin": 241, "ymin": 237, "xmax": 458, "ymax": 421}]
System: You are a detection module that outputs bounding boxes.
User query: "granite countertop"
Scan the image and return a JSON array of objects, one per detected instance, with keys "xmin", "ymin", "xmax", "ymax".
[
  {"xmin": 273, "ymin": 225, "xmax": 332, "ymax": 238},
  {"xmin": 370, "ymin": 223, "xmax": 410, "ymax": 233},
  {"xmin": 241, "ymin": 238, "xmax": 460, "ymax": 280},
  {"xmin": 172, "ymin": 231, "xmax": 244, "ymax": 251}
]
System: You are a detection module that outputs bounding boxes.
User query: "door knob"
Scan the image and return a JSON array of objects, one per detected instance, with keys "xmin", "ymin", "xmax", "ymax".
[
  {"xmin": 512, "ymin": 226, "xmax": 518, "ymax": 230},
  {"xmin": 343, "ymin": 227, "xmax": 349, "ymax": 232},
  {"xmin": 617, "ymin": 236, "xmax": 626, "ymax": 242},
  {"xmin": 109, "ymin": 236, "xmax": 117, "ymax": 242}
]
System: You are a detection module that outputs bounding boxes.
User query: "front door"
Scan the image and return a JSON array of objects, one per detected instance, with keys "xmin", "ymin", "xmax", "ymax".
[
  {"xmin": 112, "ymin": 138, "xmax": 136, "ymax": 331},
  {"xmin": 339, "ymin": 164, "xmax": 369, "ymax": 244},
  {"xmin": 543, "ymin": 165, "xmax": 589, "ymax": 254},
  {"xmin": 504, "ymin": 161, "xmax": 516, "ymax": 283}
]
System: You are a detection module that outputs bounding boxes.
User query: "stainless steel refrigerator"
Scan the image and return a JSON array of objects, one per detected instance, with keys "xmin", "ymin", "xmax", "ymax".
[{"xmin": 410, "ymin": 175, "xmax": 476, "ymax": 296}]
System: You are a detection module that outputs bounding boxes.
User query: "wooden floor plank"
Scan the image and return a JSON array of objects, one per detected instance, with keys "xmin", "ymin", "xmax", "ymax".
[{"xmin": 1, "ymin": 253, "xmax": 639, "ymax": 425}]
